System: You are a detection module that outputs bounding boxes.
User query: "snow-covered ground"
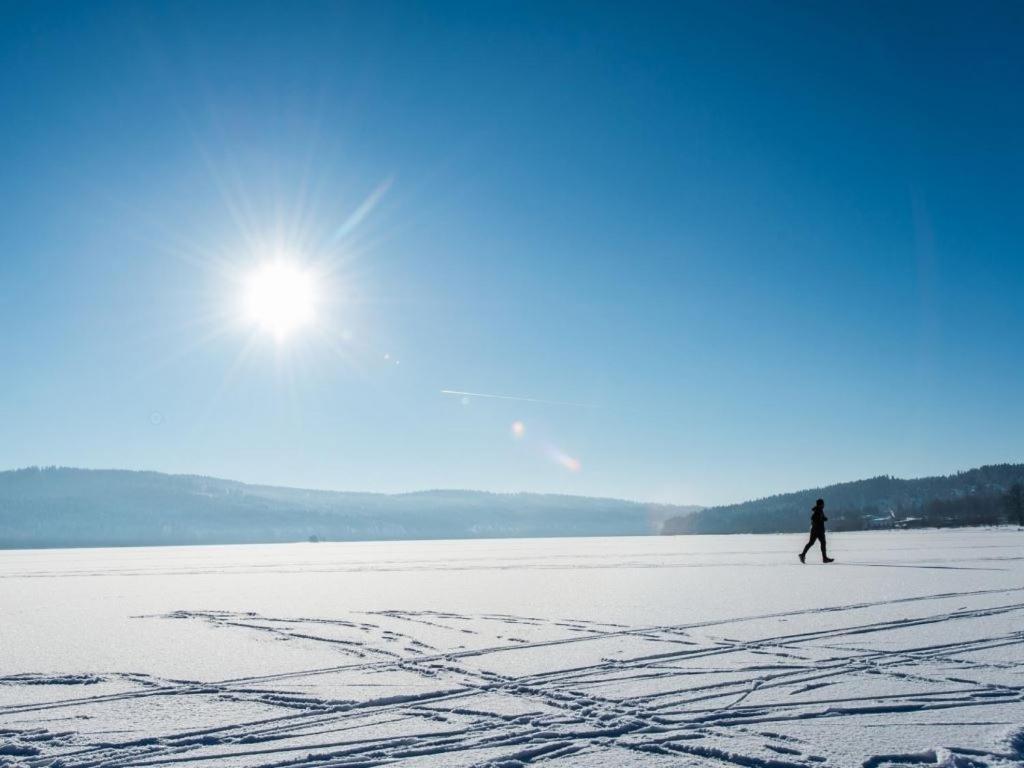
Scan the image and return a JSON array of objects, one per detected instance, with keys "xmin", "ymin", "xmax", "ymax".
[{"xmin": 1, "ymin": 528, "xmax": 1022, "ymax": 768}]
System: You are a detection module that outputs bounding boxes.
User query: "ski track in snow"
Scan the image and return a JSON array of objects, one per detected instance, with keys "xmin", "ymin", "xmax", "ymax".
[{"xmin": 1, "ymin": 530, "xmax": 1023, "ymax": 768}]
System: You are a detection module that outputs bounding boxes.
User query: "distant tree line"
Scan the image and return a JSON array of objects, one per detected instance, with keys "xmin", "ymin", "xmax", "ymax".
[
  {"xmin": 0, "ymin": 466, "xmax": 699, "ymax": 548},
  {"xmin": 663, "ymin": 464, "xmax": 1024, "ymax": 535}
]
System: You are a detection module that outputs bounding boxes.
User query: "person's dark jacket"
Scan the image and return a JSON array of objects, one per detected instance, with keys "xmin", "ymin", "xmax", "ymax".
[{"xmin": 811, "ymin": 508, "xmax": 827, "ymax": 532}]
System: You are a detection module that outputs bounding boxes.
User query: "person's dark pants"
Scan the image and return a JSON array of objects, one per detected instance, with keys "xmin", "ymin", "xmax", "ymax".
[{"xmin": 801, "ymin": 529, "xmax": 827, "ymax": 560}]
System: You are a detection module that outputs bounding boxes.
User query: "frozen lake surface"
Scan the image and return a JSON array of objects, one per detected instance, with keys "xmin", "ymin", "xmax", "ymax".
[{"xmin": 1, "ymin": 529, "xmax": 1022, "ymax": 767}]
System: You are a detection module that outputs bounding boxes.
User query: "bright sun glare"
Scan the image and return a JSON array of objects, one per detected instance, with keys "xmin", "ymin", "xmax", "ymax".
[{"xmin": 242, "ymin": 261, "xmax": 317, "ymax": 341}]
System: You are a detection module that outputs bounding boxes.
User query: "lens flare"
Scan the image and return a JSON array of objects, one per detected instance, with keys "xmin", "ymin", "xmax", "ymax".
[
  {"xmin": 511, "ymin": 421, "xmax": 525, "ymax": 438},
  {"xmin": 546, "ymin": 446, "xmax": 581, "ymax": 472}
]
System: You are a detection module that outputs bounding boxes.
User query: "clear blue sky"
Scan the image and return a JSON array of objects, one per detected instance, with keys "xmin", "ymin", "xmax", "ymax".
[{"xmin": 2, "ymin": 1, "xmax": 1022, "ymax": 506}]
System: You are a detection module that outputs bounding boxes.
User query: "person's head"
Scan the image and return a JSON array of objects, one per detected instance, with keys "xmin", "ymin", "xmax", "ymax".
[{"xmin": 814, "ymin": 498, "xmax": 825, "ymax": 511}]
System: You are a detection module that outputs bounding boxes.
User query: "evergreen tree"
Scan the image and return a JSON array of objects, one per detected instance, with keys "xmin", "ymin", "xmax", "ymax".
[{"xmin": 1005, "ymin": 483, "xmax": 1024, "ymax": 527}]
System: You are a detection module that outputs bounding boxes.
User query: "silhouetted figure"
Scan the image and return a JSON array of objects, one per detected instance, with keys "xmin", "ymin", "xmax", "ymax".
[{"xmin": 799, "ymin": 498, "xmax": 834, "ymax": 563}]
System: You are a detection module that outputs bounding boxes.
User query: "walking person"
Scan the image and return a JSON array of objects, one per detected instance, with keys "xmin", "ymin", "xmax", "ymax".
[{"xmin": 799, "ymin": 498, "xmax": 834, "ymax": 563}]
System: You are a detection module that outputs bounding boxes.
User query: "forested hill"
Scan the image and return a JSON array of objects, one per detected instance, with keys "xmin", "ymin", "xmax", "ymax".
[
  {"xmin": 662, "ymin": 464, "xmax": 1024, "ymax": 535},
  {"xmin": 0, "ymin": 467, "xmax": 699, "ymax": 549}
]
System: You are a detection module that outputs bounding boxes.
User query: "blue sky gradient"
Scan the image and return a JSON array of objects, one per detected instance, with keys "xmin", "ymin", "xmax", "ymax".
[{"xmin": 2, "ymin": 1, "xmax": 1022, "ymax": 505}]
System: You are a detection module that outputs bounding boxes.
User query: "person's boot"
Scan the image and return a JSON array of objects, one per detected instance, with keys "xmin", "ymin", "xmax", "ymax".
[
  {"xmin": 799, "ymin": 553, "xmax": 806, "ymax": 563},
  {"xmin": 823, "ymin": 556, "xmax": 834, "ymax": 563}
]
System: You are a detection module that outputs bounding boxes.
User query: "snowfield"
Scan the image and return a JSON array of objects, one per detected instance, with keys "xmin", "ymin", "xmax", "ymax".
[{"xmin": 1, "ymin": 528, "xmax": 1022, "ymax": 768}]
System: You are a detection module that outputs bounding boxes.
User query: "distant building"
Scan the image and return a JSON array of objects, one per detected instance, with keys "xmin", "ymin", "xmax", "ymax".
[{"xmin": 864, "ymin": 510, "xmax": 896, "ymax": 529}]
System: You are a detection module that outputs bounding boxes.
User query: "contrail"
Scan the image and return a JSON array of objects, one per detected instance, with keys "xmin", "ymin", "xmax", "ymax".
[{"xmin": 441, "ymin": 389, "xmax": 593, "ymax": 408}]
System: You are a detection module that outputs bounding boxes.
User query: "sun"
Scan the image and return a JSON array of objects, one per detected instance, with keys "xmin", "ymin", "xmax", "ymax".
[{"xmin": 241, "ymin": 261, "xmax": 317, "ymax": 340}]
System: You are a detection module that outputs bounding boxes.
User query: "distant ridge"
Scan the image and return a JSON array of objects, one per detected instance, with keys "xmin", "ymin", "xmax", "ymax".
[
  {"xmin": 662, "ymin": 464, "xmax": 1024, "ymax": 535},
  {"xmin": 0, "ymin": 467, "xmax": 700, "ymax": 549}
]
